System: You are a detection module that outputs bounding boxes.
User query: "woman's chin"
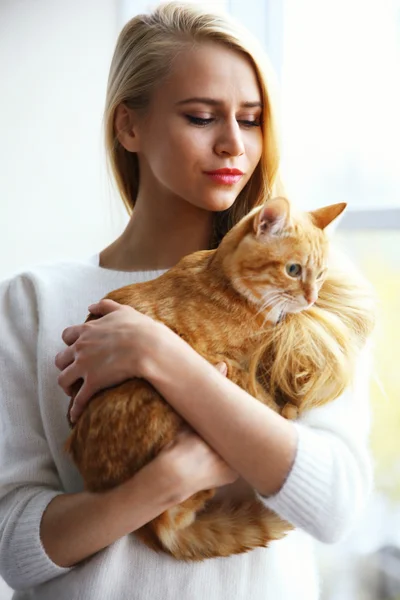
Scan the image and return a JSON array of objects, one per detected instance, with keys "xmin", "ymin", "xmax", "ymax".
[{"xmin": 196, "ymin": 192, "xmax": 239, "ymax": 213}]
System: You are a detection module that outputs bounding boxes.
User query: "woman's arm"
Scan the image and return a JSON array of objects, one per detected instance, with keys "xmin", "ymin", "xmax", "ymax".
[
  {"xmin": 58, "ymin": 299, "xmax": 297, "ymax": 495},
  {"xmin": 60, "ymin": 299, "xmax": 373, "ymax": 544},
  {"xmin": 142, "ymin": 324, "xmax": 373, "ymax": 543},
  {"xmin": 0, "ymin": 280, "xmax": 236, "ymax": 590},
  {"xmin": 144, "ymin": 331, "xmax": 298, "ymax": 497},
  {"xmin": 41, "ymin": 428, "xmax": 237, "ymax": 569},
  {"xmin": 0, "ymin": 275, "xmax": 71, "ymax": 590},
  {"xmin": 40, "ymin": 452, "xmax": 184, "ymax": 569}
]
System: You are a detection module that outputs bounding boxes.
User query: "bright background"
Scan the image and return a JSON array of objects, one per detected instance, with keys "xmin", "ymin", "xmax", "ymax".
[{"xmin": 1, "ymin": 1, "xmax": 399, "ymax": 598}]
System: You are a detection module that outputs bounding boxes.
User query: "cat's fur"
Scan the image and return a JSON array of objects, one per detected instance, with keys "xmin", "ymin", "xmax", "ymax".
[{"xmin": 65, "ymin": 197, "xmax": 375, "ymax": 561}]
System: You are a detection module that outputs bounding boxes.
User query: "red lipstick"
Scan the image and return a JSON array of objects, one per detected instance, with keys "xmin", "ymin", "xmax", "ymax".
[{"xmin": 204, "ymin": 168, "xmax": 244, "ymax": 185}]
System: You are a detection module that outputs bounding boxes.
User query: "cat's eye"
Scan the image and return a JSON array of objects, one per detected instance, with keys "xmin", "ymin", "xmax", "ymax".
[{"xmin": 286, "ymin": 263, "xmax": 302, "ymax": 278}]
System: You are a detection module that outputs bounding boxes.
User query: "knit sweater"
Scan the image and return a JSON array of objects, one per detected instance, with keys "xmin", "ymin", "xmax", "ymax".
[{"xmin": 0, "ymin": 256, "xmax": 373, "ymax": 600}]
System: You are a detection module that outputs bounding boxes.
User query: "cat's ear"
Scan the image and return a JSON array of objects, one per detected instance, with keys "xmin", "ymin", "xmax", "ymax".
[
  {"xmin": 254, "ymin": 197, "xmax": 290, "ymax": 238},
  {"xmin": 310, "ymin": 202, "xmax": 347, "ymax": 231}
]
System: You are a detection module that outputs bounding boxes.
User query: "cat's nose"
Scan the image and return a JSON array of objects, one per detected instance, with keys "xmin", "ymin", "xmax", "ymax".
[{"xmin": 305, "ymin": 290, "xmax": 318, "ymax": 305}]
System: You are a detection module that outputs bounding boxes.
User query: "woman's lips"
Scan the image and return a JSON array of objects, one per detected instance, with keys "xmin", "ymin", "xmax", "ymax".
[{"xmin": 203, "ymin": 169, "xmax": 244, "ymax": 185}]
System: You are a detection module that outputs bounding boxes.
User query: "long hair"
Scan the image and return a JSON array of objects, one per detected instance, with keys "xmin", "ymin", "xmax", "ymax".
[
  {"xmin": 104, "ymin": 1, "xmax": 284, "ymax": 246},
  {"xmin": 104, "ymin": 2, "xmax": 375, "ymax": 405},
  {"xmin": 254, "ymin": 249, "xmax": 376, "ymax": 411}
]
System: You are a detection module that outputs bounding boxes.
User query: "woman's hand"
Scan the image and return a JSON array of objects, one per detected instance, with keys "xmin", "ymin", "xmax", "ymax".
[
  {"xmin": 55, "ymin": 299, "xmax": 165, "ymax": 422},
  {"xmin": 154, "ymin": 426, "xmax": 238, "ymax": 499},
  {"xmin": 56, "ymin": 298, "xmax": 228, "ymax": 424}
]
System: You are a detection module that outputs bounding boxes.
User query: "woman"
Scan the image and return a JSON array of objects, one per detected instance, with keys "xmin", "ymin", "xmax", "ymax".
[{"xmin": 0, "ymin": 3, "xmax": 372, "ymax": 599}]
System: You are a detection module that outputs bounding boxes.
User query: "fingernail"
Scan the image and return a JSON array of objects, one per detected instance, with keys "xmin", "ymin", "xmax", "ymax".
[{"xmin": 216, "ymin": 362, "xmax": 227, "ymax": 375}]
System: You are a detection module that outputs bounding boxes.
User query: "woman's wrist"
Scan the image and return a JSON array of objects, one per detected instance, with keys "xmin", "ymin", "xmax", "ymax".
[
  {"xmin": 131, "ymin": 448, "xmax": 191, "ymax": 507},
  {"xmin": 42, "ymin": 456, "xmax": 186, "ymax": 568},
  {"xmin": 140, "ymin": 320, "xmax": 188, "ymax": 384}
]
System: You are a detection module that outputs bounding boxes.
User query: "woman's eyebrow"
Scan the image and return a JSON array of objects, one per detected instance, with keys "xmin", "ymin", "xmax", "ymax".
[{"xmin": 175, "ymin": 97, "xmax": 262, "ymax": 108}]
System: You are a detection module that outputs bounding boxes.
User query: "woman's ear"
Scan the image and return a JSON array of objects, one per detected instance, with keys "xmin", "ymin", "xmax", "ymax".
[{"xmin": 114, "ymin": 104, "xmax": 141, "ymax": 152}]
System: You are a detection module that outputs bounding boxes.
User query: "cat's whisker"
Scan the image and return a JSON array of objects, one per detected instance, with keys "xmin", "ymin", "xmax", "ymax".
[
  {"xmin": 262, "ymin": 289, "xmax": 282, "ymax": 298},
  {"xmin": 255, "ymin": 293, "xmax": 283, "ymax": 317},
  {"xmin": 256, "ymin": 301, "xmax": 270, "ymax": 317},
  {"xmin": 267, "ymin": 297, "xmax": 292, "ymax": 323},
  {"xmin": 262, "ymin": 290, "xmax": 286, "ymax": 305},
  {"xmin": 264, "ymin": 302, "xmax": 281, "ymax": 323},
  {"xmin": 259, "ymin": 295, "xmax": 280, "ymax": 308},
  {"xmin": 278, "ymin": 303, "xmax": 289, "ymax": 322},
  {"xmin": 278, "ymin": 300, "xmax": 290, "ymax": 321},
  {"xmin": 263, "ymin": 299, "xmax": 282, "ymax": 314},
  {"xmin": 256, "ymin": 294, "xmax": 278, "ymax": 312}
]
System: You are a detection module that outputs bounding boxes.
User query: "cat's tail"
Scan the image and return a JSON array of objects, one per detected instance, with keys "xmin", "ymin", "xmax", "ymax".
[{"xmin": 138, "ymin": 495, "xmax": 292, "ymax": 561}]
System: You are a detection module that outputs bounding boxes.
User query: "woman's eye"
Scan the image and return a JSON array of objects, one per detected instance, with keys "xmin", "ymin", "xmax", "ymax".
[
  {"xmin": 238, "ymin": 120, "xmax": 261, "ymax": 128},
  {"xmin": 186, "ymin": 116, "xmax": 261, "ymax": 128},
  {"xmin": 286, "ymin": 263, "xmax": 302, "ymax": 278},
  {"xmin": 186, "ymin": 115, "xmax": 214, "ymax": 126}
]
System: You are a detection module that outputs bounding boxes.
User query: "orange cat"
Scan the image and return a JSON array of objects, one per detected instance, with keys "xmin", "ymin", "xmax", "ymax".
[{"xmin": 65, "ymin": 196, "xmax": 375, "ymax": 561}]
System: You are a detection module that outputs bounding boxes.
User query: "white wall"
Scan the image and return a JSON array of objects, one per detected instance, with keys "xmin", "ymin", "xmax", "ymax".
[
  {"xmin": 0, "ymin": 0, "xmax": 127, "ymax": 282},
  {"xmin": 280, "ymin": 0, "xmax": 400, "ymax": 211},
  {"xmin": 0, "ymin": 3, "xmax": 129, "ymax": 593}
]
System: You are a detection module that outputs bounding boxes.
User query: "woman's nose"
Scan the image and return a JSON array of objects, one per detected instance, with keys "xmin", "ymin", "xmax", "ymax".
[{"xmin": 214, "ymin": 120, "xmax": 245, "ymax": 157}]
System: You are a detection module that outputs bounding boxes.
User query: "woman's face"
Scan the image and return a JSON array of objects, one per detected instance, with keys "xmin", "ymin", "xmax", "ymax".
[{"xmin": 134, "ymin": 42, "xmax": 263, "ymax": 213}]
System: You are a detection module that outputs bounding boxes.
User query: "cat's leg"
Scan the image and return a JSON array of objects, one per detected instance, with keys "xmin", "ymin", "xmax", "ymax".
[{"xmin": 65, "ymin": 378, "xmax": 183, "ymax": 492}]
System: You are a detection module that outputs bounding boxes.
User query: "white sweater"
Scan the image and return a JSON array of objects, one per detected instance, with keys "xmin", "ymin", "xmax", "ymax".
[{"xmin": 0, "ymin": 256, "xmax": 373, "ymax": 600}]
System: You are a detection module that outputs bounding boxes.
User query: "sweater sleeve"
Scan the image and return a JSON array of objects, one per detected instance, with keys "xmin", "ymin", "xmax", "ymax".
[
  {"xmin": 257, "ymin": 346, "xmax": 373, "ymax": 543},
  {"xmin": 0, "ymin": 275, "xmax": 71, "ymax": 590}
]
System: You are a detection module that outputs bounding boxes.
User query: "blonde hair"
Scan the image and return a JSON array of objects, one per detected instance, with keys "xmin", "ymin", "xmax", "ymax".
[
  {"xmin": 104, "ymin": 2, "xmax": 376, "ymax": 405},
  {"xmin": 256, "ymin": 250, "xmax": 376, "ymax": 411},
  {"xmin": 104, "ymin": 1, "xmax": 283, "ymax": 246}
]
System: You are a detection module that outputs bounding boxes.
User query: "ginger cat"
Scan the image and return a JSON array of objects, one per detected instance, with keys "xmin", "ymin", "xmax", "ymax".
[{"xmin": 65, "ymin": 197, "xmax": 375, "ymax": 561}]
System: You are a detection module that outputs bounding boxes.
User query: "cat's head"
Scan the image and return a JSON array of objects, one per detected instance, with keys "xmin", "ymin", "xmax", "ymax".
[{"xmin": 220, "ymin": 197, "xmax": 346, "ymax": 322}]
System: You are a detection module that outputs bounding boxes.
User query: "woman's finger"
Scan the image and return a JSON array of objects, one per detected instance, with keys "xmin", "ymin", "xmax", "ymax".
[
  {"xmin": 70, "ymin": 384, "xmax": 91, "ymax": 423},
  {"xmin": 62, "ymin": 325, "xmax": 84, "ymax": 346},
  {"xmin": 57, "ymin": 363, "xmax": 81, "ymax": 395},
  {"xmin": 54, "ymin": 346, "xmax": 75, "ymax": 371},
  {"xmin": 88, "ymin": 298, "xmax": 123, "ymax": 316},
  {"xmin": 215, "ymin": 362, "xmax": 228, "ymax": 377}
]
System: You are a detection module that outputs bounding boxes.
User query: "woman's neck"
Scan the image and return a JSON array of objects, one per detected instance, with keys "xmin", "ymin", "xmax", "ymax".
[{"xmin": 100, "ymin": 195, "xmax": 214, "ymax": 272}]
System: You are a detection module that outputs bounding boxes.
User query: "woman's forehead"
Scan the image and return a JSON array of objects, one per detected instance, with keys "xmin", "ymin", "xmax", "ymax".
[{"xmin": 154, "ymin": 43, "xmax": 262, "ymax": 108}]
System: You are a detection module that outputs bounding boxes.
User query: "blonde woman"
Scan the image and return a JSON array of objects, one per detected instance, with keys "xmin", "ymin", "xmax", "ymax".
[{"xmin": 0, "ymin": 3, "xmax": 372, "ymax": 599}]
